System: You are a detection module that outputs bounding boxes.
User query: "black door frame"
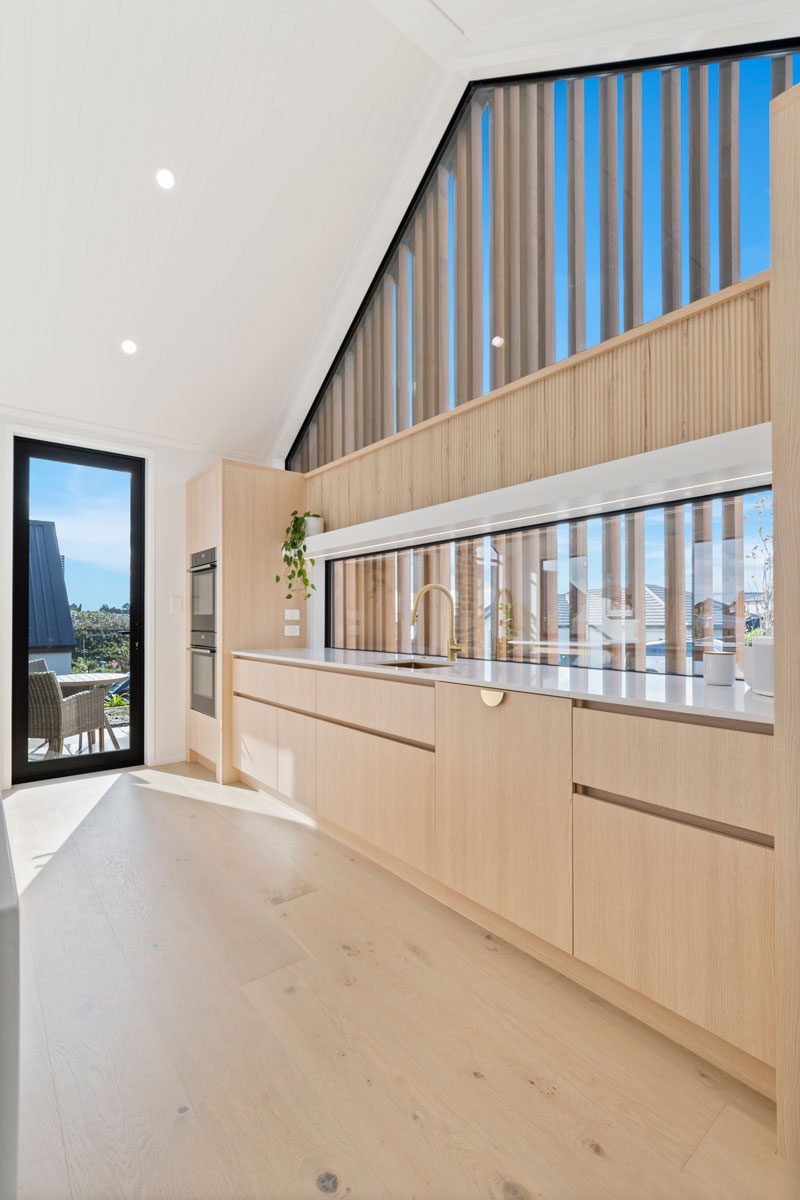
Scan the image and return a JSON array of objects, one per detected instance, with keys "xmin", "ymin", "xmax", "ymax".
[{"xmin": 12, "ymin": 437, "xmax": 146, "ymax": 783}]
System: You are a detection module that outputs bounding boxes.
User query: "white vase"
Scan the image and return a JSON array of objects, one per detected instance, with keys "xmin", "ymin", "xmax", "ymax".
[
  {"xmin": 750, "ymin": 637, "xmax": 774, "ymax": 696},
  {"xmin": 304, "ymin": 515, "xmax": 324, "ymax": 537}
]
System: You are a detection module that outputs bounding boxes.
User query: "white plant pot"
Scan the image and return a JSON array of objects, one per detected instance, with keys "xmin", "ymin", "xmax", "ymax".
[{"xmin": 304, "ymin": 515, "xmax": 324, "ymax": 537}]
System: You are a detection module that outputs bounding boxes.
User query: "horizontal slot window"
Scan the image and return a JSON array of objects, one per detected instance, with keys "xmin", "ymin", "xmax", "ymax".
[{"xmin": 327, "ymin": 488, "xmax": 773, "ymax": 676}]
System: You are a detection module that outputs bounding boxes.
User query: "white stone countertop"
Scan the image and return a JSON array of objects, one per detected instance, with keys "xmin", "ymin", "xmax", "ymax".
[{"xmin": 233, "ymin": 647, "xmax": 774, "ymax": 726}]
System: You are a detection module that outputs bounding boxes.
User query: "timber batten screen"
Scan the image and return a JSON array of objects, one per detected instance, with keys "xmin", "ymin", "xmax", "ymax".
[{"xmin": 288, "ymin": 45, "xmax": 797, "ymax": 473}]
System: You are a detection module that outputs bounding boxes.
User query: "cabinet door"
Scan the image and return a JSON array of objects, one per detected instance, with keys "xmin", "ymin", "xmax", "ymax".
[
  {"xmin": 232, "ymin": 696, "xmax": 277, "ymax": 789},
  {"xmin": 316, "ymin": 721, "xmax": 435, "ymax": 873},
  {"xmin": 186, "ymin": 466, "xmax": 219, "ymax": 556},
  {"xmin": 573, "ymin": 794, "xmax": 776, "ymax": 1064},
  {"xmin": 277, "ymin": 709, "xmax": 316, "ymax": 808},
  {"xmin": 434, "ymin": 683, "xmax": 573, "ymax": 952}
]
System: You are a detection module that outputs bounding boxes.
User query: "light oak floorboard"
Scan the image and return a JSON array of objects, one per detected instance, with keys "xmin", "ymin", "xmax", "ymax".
[
  {"xmin": 6, "ymin": 764, "xmax": 794, "ymax": 1199},
  {"xmin": 17, "ymin": 913, "xmax": 74, "ymax": 1200}
]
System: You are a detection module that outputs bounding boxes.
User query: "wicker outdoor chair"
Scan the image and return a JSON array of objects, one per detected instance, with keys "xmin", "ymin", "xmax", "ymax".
[
  {"xmin": 28, "ymin": 658, "xmax": 48, "ymax": 673},
  {"xmin": 28, "ymin": 671, "xmax": 106, "ymax": 758}
]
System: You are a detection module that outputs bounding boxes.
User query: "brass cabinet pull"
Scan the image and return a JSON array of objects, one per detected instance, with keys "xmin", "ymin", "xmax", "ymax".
[{"xmin": 480, "ymin": 689, "xmax": 505, "ymax": 707}]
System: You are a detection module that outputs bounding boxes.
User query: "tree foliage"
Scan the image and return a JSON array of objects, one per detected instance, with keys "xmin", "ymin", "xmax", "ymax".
[{"xmin": 70, "ymin": 608, "xmax": 130, "ymax": 672}]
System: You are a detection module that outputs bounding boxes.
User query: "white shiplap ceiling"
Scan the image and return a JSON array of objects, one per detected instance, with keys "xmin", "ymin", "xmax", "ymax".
[{"xmin": 0, "ymin": 1, "xmax": 796, "ymax": 462}]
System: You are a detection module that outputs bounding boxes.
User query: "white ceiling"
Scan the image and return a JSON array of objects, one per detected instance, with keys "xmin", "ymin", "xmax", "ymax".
[{"xmin": 0, "ymin": 1, "xmax": 796, "ymax": 463}]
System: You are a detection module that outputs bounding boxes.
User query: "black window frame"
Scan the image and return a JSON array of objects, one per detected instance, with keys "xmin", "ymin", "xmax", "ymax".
[{"xmin": 12, "ymin": 436, "xmax": 146, "ymax": 783}]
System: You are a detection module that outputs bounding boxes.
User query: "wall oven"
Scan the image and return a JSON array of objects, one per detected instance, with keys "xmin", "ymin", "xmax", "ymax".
[
  {"xmin": 189, "ymin": 547, "xmax": 217, "ymax": 717},
  {"xmin": 190, "ymin": 547, "xmax": 217, "ymax": 633},
  {"xmin": 189, "ymin": 636, "xmax": 216, "ymax": 717}
]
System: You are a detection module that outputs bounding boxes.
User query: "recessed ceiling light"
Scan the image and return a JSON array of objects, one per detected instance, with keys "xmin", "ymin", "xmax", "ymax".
[
  {"xmin": 156, "ymin": 167, "xmax": 175, "ymax": 190},
  {"xmin": 121, "ymin": 340, "xmax": 137, "ymax": 355},
  {"xmin": 491, "ymin": 335, "xmax": 505, "ymax": 347}
]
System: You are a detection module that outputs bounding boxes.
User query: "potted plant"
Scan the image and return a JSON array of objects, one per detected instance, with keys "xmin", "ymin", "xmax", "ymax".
[{"xmin": 276, "ymin": 510, "xmax": 321, "ymax": 601}]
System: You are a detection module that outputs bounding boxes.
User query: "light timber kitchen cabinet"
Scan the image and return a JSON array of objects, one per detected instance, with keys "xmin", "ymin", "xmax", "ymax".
[
  {"xmin": 434, "ymin": 682, "xmax": 573, "ymax": 953},
  {"xmin": 573, "ymin": 793, "xmax": 776, "ymax": 1064},
  {"xmin": 573, "ymin": 705, "xmax": 774, "ymax": 834},
  {"xmin": 314, "ymin": 670, "xmax": 435, "ymax": 744},
  {"xmin": 276, "ymin": 708, "xmax": 317, "ymax": 807},
  {"xmin": 231, "ymin": 695, "xmax": 278, "ymax": 790},
  {"xmin": 185, "ymin": 460, "xmax": 306, "ymax": 779},
  {"xmin": 315, "ymin": 719, "xmax": 435, "ymax": 873}
]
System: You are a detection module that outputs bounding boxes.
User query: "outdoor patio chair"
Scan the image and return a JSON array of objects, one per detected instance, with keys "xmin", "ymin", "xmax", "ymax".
[
  {"xmin": 28, "ymin": 670, "xmax": 106, "ymax": 758},
  {"xmin": 27, "ymin": 658, "xmax": 48, "ymax": 673}
]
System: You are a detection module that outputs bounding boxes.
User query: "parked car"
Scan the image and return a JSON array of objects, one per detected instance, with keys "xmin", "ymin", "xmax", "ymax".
[{"xmin": 106, "ymin": 675, "xmax": 130, "ymax": 702}]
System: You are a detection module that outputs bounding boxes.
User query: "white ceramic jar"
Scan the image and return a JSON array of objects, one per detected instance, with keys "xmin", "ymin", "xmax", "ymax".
[{"xmin": 703, "ymin": 650, "xmax": 736, "ymax": 686}]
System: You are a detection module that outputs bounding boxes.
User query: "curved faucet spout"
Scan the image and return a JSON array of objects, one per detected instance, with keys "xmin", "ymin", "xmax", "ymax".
[{"xmin": 410, "ymin": 583, "xmax": 466, "ymax": 664}]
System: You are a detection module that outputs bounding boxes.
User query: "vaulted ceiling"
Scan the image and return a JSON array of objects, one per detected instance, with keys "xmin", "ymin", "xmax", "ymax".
[{"xmin": 0, "ymin": 0, "xmax": 795, "ymax": 462}]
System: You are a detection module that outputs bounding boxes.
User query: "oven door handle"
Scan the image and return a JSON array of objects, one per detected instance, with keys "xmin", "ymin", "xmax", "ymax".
[
  {"xmin": 188, "ymin": 647, "xmax": 215, "ymax": 655},
  {"xmin": 189, "ymin": 563, "xmax": 216, "ymax": 573}
]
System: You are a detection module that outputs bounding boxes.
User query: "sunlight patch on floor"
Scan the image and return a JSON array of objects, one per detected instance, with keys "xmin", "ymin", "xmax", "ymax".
[
  {"xmin": 3, "ymin": 772, "xmax": 120, "ymax": 893},
  {"xmin": 129, "ymin": 765, "xmax": 318, "ymax": 827}
]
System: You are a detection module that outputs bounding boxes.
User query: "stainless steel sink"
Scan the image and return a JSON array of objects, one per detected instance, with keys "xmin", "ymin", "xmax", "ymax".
[{"xmin": 377, "ymin": 659, "xmax": 453, "ymax": 670}]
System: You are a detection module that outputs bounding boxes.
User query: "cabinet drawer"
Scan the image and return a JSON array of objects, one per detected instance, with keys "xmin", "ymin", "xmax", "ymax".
[
  {"xmin": 277, "ymin": 709, "xmax": 316, "ymax": 808},
  {"xmin": 232, "ymin": 658, "xmax": 275, "ymax": 703},
  {"xmin": 573, "ymin": 707, "xmax": 773, "ymax": 835},
  {"xmin": 274, "ymin": 664, "xmax": 316, "ymax": 713},
  {"xmin": 315, "ymin": 671, "xmax": 434, "ymax": 744},
  {"xmin": 232, "ymin": 696, "xmax": 277, "ymax": 788},
  {"xmin": 315, "ymin": 720, "xmax": 435, "ymax": 873},
  {"xmin": 573, "ymin": 794, "xmax": 775, "ymax": 1064}
]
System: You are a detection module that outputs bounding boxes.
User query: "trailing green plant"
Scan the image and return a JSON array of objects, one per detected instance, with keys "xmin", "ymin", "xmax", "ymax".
[{"xmin": 276, "ymin": 510, "xmax": 319, "ymax": 601}]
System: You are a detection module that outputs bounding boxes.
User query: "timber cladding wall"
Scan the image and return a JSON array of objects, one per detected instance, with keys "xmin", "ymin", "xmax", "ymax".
[{"xmin": 305, "ymin": 272, "xmax": 770, "ymax": 531}]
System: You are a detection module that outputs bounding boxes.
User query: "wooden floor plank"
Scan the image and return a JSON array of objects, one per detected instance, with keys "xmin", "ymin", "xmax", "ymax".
[
  {"xmin": 681, "ymin": 1101, "xmax": 800, "ymax": 1199},
  {"xmin": 17, "ymin": 913, "xmax": 74, "ymax": 1200},
  {"xmin": 20, "ymin": 831, "xmax": 234, "ymax": 1199},
  {"xmin": 247, "ymin": 955, "xmax": 514, "ymax": 1199}
]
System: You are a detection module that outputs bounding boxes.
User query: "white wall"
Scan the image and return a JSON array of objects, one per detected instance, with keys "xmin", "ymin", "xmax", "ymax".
[{"xmin": 0, "ymin": 411, "xmax": 227, "ymax": 789}]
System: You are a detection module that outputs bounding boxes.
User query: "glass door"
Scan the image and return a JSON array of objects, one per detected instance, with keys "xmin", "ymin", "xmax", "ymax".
[{"xmin": 12, "ymin": 438, "xmax": 145, "ymax": 782}]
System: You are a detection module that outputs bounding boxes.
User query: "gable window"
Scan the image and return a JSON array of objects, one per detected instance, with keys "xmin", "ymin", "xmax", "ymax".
[{"xmin": 289, "ymin": 44, "xmax": 797, "ymax": 473}]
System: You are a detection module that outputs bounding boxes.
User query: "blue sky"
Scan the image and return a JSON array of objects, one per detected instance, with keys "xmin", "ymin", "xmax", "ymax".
[{"xmin": 29, "ymin": 458, "xmax": 131, "ymax": 610}]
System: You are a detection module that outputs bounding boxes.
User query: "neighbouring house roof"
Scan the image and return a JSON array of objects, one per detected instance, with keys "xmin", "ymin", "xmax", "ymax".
[
  {"xmin": 556, "ymin": 586, "xmax": 727, "ymax": 629},
  {"xmin": 29, "ymin": 520, "xmax": 76, "ymax": 652}
]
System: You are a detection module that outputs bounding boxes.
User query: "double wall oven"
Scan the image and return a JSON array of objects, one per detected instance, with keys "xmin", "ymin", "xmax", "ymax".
[{"xmin": 189, "ymin": 547, "xmax": 216, "ymax": 717}]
